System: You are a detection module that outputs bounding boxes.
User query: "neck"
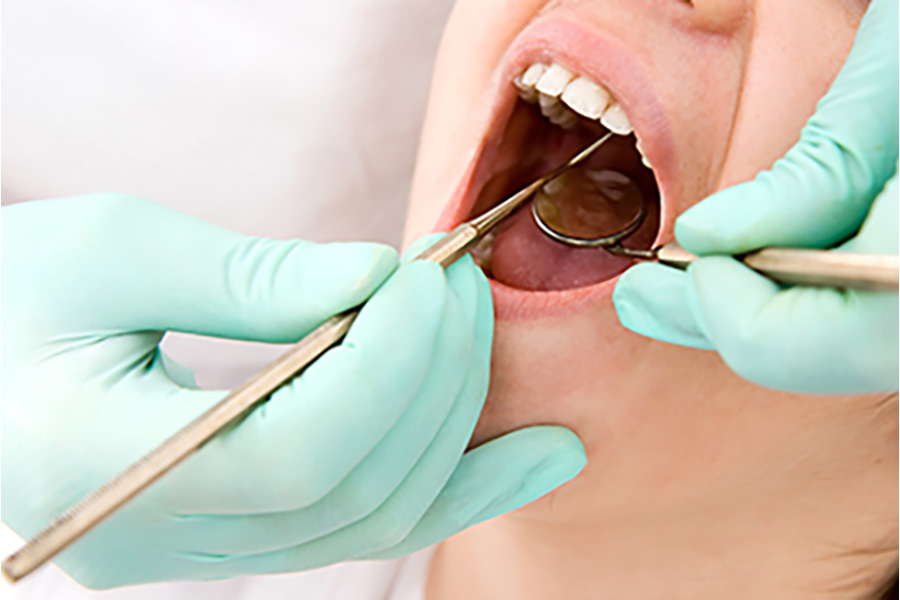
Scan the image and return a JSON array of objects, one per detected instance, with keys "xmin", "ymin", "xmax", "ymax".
[
  {"xmin": 426, "ymin": 396, "xmax": 897, "ymax": 600},
  {"xmin": 428, "ymin": 508, "xmax": 892, "ymax": 600}
]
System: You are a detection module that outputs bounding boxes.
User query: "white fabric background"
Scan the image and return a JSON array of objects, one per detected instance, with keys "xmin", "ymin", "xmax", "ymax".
[
  {"xmin": 1, "ymin": 0, "xmax": 453, "ymax": 388},
  {"xmin": 1, "ymin": 0, "xmax": 453, "ymax": 596},
  {"xmin": 0, "ymin": 545, "xmax": 435, "ymax": 600}
]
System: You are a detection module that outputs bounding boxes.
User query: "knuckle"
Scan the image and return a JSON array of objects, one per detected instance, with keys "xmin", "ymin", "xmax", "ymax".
[
  {"xmin": 79, "ymin": 192, "xmax": 149, "ymax": 223},
  {"xmin": 223, "ymin": 237, "xmax": 339, "ymax": 341},
  {"xmin": 722, "ymin": 344, "xmax": 771, "ymax": 386},
  {"xmin": 331, "ymin": 487, "xmax": 381, "ymax": 524},
  {"xmin": 274, "ymin": 470, "xmax": 328, "ymax": 510},
  {"xmin": 72, "ymin": 193, "xmax": 155, "ymax": 244},
  {"xmin": 234, "ymin": 442, "xmax": 334, "ymax": 511},
  {"xmin": 372, "ymin": 510, "xmax": 416, "ymax": 551}
]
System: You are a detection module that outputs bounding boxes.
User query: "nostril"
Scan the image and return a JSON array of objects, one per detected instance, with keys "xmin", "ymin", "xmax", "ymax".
[{"xmin": 682, "ymin": 0, "xmax": 751, "ymax": 35}]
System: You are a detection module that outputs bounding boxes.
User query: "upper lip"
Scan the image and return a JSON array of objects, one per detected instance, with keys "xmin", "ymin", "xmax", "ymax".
[{"xmin": 433, "ymin": 16, "xmax": 680, "ymax": 317}]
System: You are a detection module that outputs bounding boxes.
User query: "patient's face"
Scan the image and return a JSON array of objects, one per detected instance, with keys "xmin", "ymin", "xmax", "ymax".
[{"xmin": 405, "ymin": 0, "xmax": 882, "ymax": 521}]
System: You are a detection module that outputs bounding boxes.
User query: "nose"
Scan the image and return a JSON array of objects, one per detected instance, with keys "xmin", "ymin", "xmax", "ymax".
[{"xmin": 681, "ymin": 0, "xmax": 751, "ymax": 34}]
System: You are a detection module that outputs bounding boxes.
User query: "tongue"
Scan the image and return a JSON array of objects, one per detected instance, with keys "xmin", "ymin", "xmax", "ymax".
[{"xmin": 489, "ymin": 207, "xmax": 633, "ymax": 291}]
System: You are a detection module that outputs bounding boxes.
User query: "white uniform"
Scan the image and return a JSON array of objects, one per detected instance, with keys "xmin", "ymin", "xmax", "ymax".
[{"xmin": 1, "ymin": 0, "xmax": 453, "ymax": 595}]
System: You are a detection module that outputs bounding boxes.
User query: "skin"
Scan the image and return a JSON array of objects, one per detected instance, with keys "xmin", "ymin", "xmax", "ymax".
[{"xmin": 403, "ymin": 0, "xmax": 898, "ymax": 599}]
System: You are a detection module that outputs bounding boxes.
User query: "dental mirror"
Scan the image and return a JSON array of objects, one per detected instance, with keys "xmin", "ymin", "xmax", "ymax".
[{"xmin": 532, "ymin": 167, "xmax": 647, "ymax": 248}]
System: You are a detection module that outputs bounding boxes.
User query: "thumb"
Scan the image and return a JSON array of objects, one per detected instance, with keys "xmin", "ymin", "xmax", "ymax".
[
  {"xmin": 74, "ymin": 195, "xmax": 399, "ymax": 342},
  {"xmin": 675, "ymin": 0, "xmax": 898, "ymax": 255},
  {"xmin": 841, "ymin": 168, "xmax": 899, "ymax": 255},
  {"xmin": 365, "ymin": 426, "xmax": 587, "ymax": 561}
]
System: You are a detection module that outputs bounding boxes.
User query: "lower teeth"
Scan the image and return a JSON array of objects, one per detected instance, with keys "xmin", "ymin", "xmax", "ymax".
[{"xmin": 469, "ymin": 230, "xmax": 496, "ymax": 270}]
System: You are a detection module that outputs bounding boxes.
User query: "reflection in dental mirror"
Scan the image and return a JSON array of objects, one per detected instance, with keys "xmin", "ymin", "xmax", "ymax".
[{"xmin": 532, "ymin": 167, "xmax": 646, "ymax": 247}]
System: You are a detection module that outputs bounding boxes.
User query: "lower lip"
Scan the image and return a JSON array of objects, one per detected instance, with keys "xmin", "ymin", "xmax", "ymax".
[{"xmin": 487, "ymin": 270, "xmax": 621, "ymax": 321}]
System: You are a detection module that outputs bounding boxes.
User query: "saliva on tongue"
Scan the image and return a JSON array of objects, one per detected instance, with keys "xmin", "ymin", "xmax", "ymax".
[{"xmin": 489, "ymin": 164, "xmax": 653, "ymax": 292}]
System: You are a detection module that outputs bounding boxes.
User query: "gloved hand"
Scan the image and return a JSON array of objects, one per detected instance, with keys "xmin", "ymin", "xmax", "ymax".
[
  {"xmin": 613, "ymin": 0, "xmax": 898, "ymax": 394},
  {"xmin": 1, "ymin": 194, "xmax": 586, "ymax": 589}
]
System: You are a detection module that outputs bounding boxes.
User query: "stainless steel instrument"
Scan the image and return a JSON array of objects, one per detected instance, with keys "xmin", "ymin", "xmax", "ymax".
[{"xmin": 604, "ymin": 242, "xmax": 900, "ymax": 292}]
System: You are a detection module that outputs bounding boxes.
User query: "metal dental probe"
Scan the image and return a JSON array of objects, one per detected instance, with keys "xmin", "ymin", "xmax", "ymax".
[
  {"xmin": 0, "ymin": 133, "xmax": 615, "ymax": 584},
  {"xmin": 604, "ymin": 243, "xmax": 899, "ymax": 292}
]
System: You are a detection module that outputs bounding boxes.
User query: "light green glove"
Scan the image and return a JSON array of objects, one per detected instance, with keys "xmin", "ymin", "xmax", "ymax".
[
  {"xmin": 613, "ymin": 0, "xmax": 898, "ymax": 394},
  {"xmin": 1, "ymin": 194, "xmax": 586, "ymax": 589}
]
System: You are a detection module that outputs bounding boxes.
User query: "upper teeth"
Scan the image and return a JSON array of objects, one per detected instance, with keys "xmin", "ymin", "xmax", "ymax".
[
  {"xmin": 534, "ymin": 63, "xmax": 574, "ymax": 97},
  {"xmin": 560, "ymin": 77, "xmax": 610, "ymax": 120},
  {"xmin": 514, "ymin": 62, "xmax": 651, "ymax": 168}
]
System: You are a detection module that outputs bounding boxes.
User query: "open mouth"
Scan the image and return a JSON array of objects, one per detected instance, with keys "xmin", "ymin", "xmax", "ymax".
[{"xmin": 462, "ymin": 61, "xmax": 661, "ymax": 293}]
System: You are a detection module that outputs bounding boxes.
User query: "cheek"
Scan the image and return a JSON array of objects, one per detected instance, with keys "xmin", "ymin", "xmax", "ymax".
[
  {"xmin": 714, "ymin": 0, "xmax": 860, "ymax": 190},
  {"xmin": 404, "ymin": 0, "xmax": 548, "ymax": 246},
  {"xmin": 471, "ymin": 306, "xmax": 613, "ymax": 447},
  {"xmin": 474, "ymin": 316, "xmax": 605, "ymax": 445}
]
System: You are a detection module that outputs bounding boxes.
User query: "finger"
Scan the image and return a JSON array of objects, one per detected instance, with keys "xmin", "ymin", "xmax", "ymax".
[
  {"xmin": 840, "ymin": 169, "xmax": 899, "ymax": 254},
  {"xmin": 266, "ymin": 366, "xmax": 492, "ymax": 565},
  {"xmin": 687, "ymin": 256, "xmax": 899, "ymax": 393},
  {"xmin": 366, "ymin": 426, "xmax": 586, "ymax": 561},
  {"xmin": 221, "ymin": 265, "xmax": 493, "ymax": 572},
  {"xmin": 178, "ymin": 261, "xmax": 484, "ymax": 554},
  {"xmin": 157, "ymin": 351, "xmax": 199, "ymax": 389},
  {"xmin": 178, "ymin": 424, "xmax": 583, "ymax": 577},
  {"xmin": 155, "ymin": 261, "xmax": 448, "ymax": 514},
  {"xmin": 676, "ymin": 0, "xmax": 898, "ymax": 255},
  {"xmin": 401, "ymin": 232, "xmax": 446, "ymax": 264},
  {"xmin": 319, "ymin": 260, "xmax": 492, "ymax": 556},
  {"xmin": 613, "ymin": 262, "xmax": 713, "ymax": 349},
  {"xmin": 59, "ymin": 195, "xmax": 399, "ymax": 342}
]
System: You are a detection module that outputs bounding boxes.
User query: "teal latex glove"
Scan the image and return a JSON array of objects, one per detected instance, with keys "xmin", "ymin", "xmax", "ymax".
[
  {"xmin": 613, "ymin": 0, "xmax": 898, "ymax": 395},
  {"xmin": 1, "ymin": 194, "xmax": 586, "ymax": 589}
]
